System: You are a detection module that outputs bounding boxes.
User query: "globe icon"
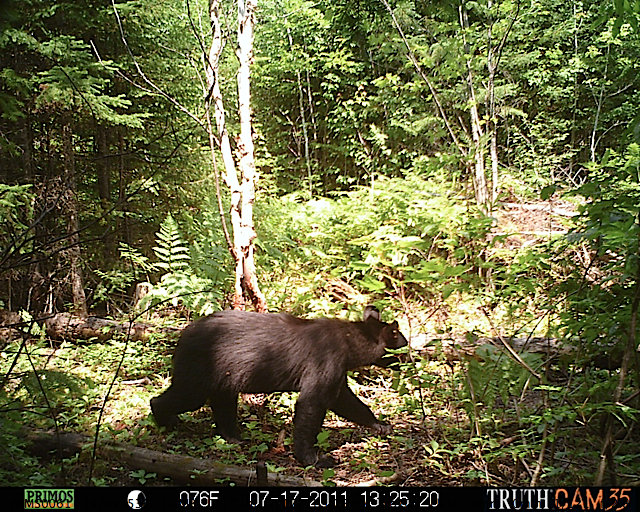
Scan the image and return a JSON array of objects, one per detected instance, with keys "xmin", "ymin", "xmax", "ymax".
[{"xmin": 127, "ymin": 490, "xmax": 146, "ymax": 510}]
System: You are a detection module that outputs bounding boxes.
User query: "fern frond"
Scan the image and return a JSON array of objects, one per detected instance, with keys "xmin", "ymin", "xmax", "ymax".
[{"xmin": 153, "ymin": 214, "xmax": 190, "ymax": 273}]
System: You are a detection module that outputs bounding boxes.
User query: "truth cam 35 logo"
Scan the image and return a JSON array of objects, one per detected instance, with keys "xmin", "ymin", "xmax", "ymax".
[{"xmin": 486, "ymin": 488, "xmax": 634, "ymax": 511}]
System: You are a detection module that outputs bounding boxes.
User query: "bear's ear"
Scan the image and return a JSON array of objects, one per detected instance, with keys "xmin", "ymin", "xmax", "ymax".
[{"xmin": 363, "ymin": 305, "xmax": 380, "ymax": 322}]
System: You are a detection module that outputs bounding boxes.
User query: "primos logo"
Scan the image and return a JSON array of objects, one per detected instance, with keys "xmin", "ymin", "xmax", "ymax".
[{"xmin": 24, "ymin": 489, "xmax": 74, "ymax": 509}]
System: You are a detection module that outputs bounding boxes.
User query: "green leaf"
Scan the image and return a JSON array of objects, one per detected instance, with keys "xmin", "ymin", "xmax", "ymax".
[
  {"xmin": 322, "ymin": 468, "xmax": 335, "ymax": 480},
  {"xmin": 540, "ymin": 185, "xmax": 556, "ymax": 200}
]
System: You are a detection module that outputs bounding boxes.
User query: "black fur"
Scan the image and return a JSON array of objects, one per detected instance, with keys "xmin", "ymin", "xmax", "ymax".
[{"xmin": 150, "ymin": 305, "xmax": 407, "ymax": 466}]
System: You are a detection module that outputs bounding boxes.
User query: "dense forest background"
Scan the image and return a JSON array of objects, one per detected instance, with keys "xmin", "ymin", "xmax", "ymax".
[{"xmin": 1, "ymin": 0, "xmax": 639, "ymax": 488}]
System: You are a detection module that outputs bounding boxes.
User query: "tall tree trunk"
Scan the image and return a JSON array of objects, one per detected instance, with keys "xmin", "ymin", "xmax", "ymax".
[
  {"xmin": 61, "ymin": 118, "xmax": 88, "ymax": 317},
  {"xmin": 96, "ymin": 126, "xmax": 111, "ymax": 204},
  {"xmin": 460, "ymin": 2, "xmax": 489, "ymax": 212},
  {"xmin": 305, "ymin": 66, "xmax": 318, "ymax": 144},
  {"xmin": 469, "ymin": 85, "xmax": 488, "ymax": 211},
  {"xmin": 487, "ymin": 0, "xmax": 499, "ymax": 204},
  {"xmin": 96, "ymin": 125, "xmax": 116, "ymax": 261},
  {"xmin": 206, "ymin": 0, "xmax": 266, "ymax": 312},
  {"xmin": 117, "ymin": 129, "xmax": 131, "ymax": 247},
  {"xmin": 590, "ymin": 44, "xmax": 610, "ymax": 163},
  {"xmin": 486, "ymin": 0, "xmax": 521, "ymax": 202},
  {"xmin": 20, "ymin": 116, "xmax": 34, "ymax": 180},
  {"xmin": 206, "ymin": 0, "xmax": 243, "ymax": 309},
  {"xmin": 204, "ymin": 0, "xmax": 236, "ymax": 247},
  {"xmin": 236, "ymin": 0, "xmax": 266, "ymax": 312},
  {"xmin": 490, "ymin": 129, "xmax": 499, "ymax": 203},
  {"xmin": 286, "ymin": 26, "xmax": 313, "ymax": 197}
]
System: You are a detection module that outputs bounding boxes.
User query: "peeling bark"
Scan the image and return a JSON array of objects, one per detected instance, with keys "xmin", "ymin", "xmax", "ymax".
[
  {"xmin": 235, "ymin": 0, "xmax": 267, "ymax": 312},
  {"xmin": 204, "ymin": 0, "xmax": 266, "ymax": 312}
]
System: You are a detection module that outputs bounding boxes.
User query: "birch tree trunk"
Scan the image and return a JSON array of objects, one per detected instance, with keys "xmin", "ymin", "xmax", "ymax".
[
  {"xmin": 459, "ymin": 3, "xmax": 489, "ymax": 213},
  {"xmin": 205, "ymin": 0, "xmax": 266, "ymax": 312},
  {"xmin": 468, "ymin": 80, "xmax": 489, "ymax": 211},
  {"xmin": 236, "ymin": 0, "xmax": 266, "ymax": 312},
  {"xmin": 205, "ymin": 0, "xmax": 242, "ymax": 300}
]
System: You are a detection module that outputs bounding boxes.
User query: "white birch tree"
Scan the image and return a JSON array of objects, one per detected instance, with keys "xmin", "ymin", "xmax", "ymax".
[{"xmin": 205, "ymin": 0, "xmax": 266, "ymax": 311}]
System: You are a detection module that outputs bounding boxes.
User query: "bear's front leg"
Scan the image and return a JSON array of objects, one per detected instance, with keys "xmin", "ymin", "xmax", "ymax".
[{"xmin": 330, "ymin": 379, "xmax": 392, "ymax": 434}]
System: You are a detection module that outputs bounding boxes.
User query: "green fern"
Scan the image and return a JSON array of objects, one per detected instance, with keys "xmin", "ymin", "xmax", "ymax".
[
  {"xmin": 140, "ymin": 215, "xmax": 221, "ymax": 316},
  {"xmin": 152, "ymin": 214, "xmax": 190, "ymax": 273},
  {"xmin": 463, "ymin": 343, "xmax": 542, "ymax": 432}
]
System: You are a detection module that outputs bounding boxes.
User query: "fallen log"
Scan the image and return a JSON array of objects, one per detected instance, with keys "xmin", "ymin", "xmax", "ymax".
[
  {"xmin": 43, "ymin": 313, "xmax": 181, "ymax": 342},
  {"xmin": 410, "ymin": 333, "xmax": 571, "ymax": 358},
  {"xmin": 501, "ymin": 202, "xmax": 579, "ymax": 217},
  {"xmin": 25, "ymin": 431, "xmax": 320, "ymax": 487},
  {"xmin": 410, "ymin": 334, "xmax": 623, "ymax": 370}
]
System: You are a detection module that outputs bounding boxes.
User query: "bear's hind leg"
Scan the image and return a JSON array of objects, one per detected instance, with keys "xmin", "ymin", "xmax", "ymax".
[{"xmin": 151, "ymin": 383, "xmax": 208, "ymax": 428}]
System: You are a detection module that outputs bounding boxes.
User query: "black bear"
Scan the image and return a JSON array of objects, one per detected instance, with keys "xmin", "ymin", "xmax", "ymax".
[{"xmin": 150, "ymin": 305, "xmax": 407, "ymax": 466}]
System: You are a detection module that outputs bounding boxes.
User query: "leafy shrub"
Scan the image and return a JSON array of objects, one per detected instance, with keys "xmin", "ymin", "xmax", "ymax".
[
  {"xmin": 559, "ymin": 144, "xmax": 640, "ymax": 366},
  {"xmin": 255, "ymin": 170, "xmax": 492, "ymax": 310}
]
